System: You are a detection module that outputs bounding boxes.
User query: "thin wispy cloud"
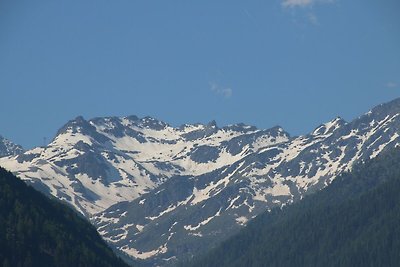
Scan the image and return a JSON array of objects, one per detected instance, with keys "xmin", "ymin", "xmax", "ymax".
[
  {"xmin": 282, "ymin": 0, "xmax": 312, "ymax": 8},
  {"xmin": 307, "ymin": 13, "xmax": 319, "ymax": 25},
  {"xmin": 282, "ymin": 0, "xmax": 334, "ymax": 26},
  {"xmin": 210, "ymin": 82, "xmax": 233, "ymax": 98},
  {"xmin": 386, "ymin": 82, "xmax": 399, "ymax": 89},
  {"xmin": 282, "ymin": 0, "xmax": 334, "ymax": 8}
]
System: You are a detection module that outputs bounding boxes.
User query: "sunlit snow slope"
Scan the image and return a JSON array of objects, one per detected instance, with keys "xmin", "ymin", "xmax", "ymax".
[
  {"xmin": 0, "ymin": 116, "xmax": 288, "ymax": 216},
  {"xmin": 1, "ymin": 98, "xmax": 400, "ymax": 266},
  {"xmin": 93, "ymin": 98, "xmax": 400, "ymax": 266}
]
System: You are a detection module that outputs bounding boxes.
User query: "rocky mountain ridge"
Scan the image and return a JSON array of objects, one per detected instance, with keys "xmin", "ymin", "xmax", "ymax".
[
  {"xmin": 92, "ymin": 98, "xmax": 400, "ymax": 266},
  {"xmin": 1, "ymin": 98, "xmax": 400, "ymax": 266},
  {"xmin": 0, "ymin": 115, "xmax": 288, "ymax": 216},
  {"xmin": 0, "ymin": 135, "xmax": 24, "ymax": 157}
]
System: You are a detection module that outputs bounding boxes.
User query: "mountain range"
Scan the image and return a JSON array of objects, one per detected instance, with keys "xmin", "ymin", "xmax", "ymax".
[{"xmin": 1, "ymin": 98, "xmax": 400, "ymax": 266}]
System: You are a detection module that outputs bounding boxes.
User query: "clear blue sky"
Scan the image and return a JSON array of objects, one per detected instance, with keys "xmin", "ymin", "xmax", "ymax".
[{"xmin": 1, "ymin": 0, "xmax": 399, "ymax": 148}]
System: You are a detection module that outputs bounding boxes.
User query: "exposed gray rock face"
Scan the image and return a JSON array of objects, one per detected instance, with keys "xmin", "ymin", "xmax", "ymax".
[
  {"xmin": 92, "ymin": 98, "xmax": 400, "ymax": 266},
  {"xmin": 0, "ymin": 135, "xmax": 24, "ymax": 157},
  {"xmin": 0, "ymin": 115, "xmax": 288, "ymax": 216},
  {"xmin": 2, "ymin": 98, "xmax": 400, "ymax": 266}
]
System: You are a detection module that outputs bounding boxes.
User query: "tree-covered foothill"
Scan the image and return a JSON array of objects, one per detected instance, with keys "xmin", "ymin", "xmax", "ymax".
[
  {"xmin": 189, "ymin": 147, "xmax": 400, "ymax": 267},
  {"xmin": 0, "ymin": 167, "xmax": 130, "ymax": 267}
]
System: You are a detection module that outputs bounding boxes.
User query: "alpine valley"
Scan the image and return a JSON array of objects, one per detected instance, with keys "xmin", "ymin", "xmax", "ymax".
[{"xmin": 1, "ymin": 98, "xmax": 400, "ymax": 266}]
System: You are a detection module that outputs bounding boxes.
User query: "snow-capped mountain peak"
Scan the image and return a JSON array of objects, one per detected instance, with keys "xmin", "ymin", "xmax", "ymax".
[
  {"xmin": 1, "ymin": 98, "xmax": 400, "ymax": 266},
  {"xmin": 0, "ymin": 135, "xmax": 24, "ymax": 157},
  {"xmin": 0, "ymin": 116, "xmax": 289, "ymax": 216},
  {"xmin": 312, "ymin": 117, "xmax": 346, "ymax": 136},
  {"xmin": 92, "ymin": 99, "xmax": 400, "ymax": 266}
]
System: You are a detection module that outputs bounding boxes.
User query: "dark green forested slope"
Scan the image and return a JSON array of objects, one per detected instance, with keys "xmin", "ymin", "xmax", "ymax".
[
  {"xmin": 0, "ymin": 167, "xmax": 129, "ymax": 267},
  {"xmin": 189, "ymin": 147, "xmax": 400, "ymax": 267}
]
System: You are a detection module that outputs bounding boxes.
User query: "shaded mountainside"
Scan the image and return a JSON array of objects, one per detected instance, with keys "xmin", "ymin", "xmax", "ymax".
[
  {"xmin": 188, "ymin": 147, "xmax": 400, "ymax": 267},
  {"xmin": 0, "ymin": 167, "xmax": 129, "ymax": 267}
]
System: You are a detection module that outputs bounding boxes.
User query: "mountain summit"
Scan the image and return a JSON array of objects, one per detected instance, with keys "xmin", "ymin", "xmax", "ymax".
[
  {"xmin": 1, "ymin": 98, "xmax": 400, "ymax": 266},
  {"xmin": 0, "ymin": 135, "xmax": 23, "ymax": 157},
  {"xmin": 0, "ymin": 115, "xmax": 289, "ymax": 216}
]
